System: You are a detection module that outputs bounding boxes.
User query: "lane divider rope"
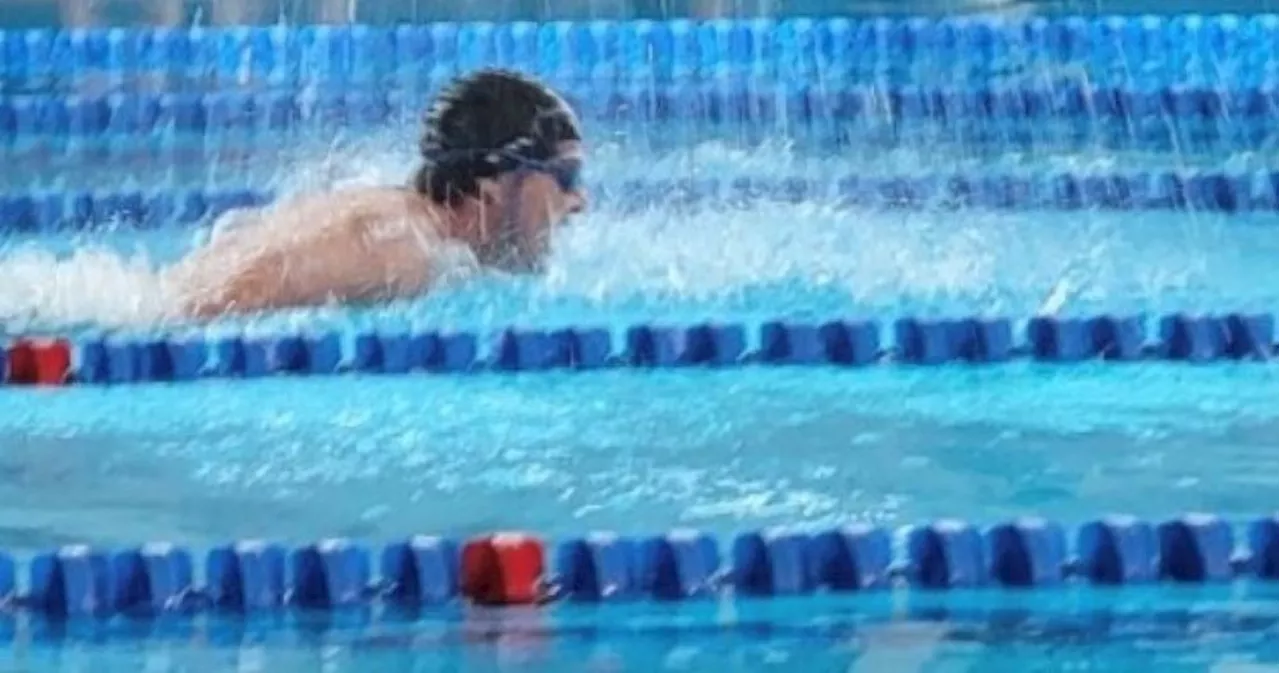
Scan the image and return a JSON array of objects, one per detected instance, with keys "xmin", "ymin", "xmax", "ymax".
[
  {"xmin": 0, "ymin": 513, "xmax": 1273, "ymax": 617},
  {"xmin": 0, "ymin": 14, "xmax": 1275, "ymax": 90},
  {"xmin": 1, "ymin": 169, "xmax": 1275, "ymax": 233},
  {"xmin": 1, "ymin": 84, "xmax": 1275, "ymax": 140},
  {"xmin": 3, "ymin": 313, "xmax": 1275, "ymax": 387}
]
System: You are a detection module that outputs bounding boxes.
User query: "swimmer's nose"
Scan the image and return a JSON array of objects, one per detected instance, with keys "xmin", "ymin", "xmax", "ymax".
[{"xmin": 567, "ymin": 189, "xmax": 587, "ymax": 215}]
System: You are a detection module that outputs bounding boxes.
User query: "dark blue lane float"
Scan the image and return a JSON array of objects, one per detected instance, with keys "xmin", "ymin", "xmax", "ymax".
[
  {"xmin": 5, "ymin": 312, "xmax": 1273, "ymax": 388},
  {"xmin": 0, "ymin": 14, "xmax": 1272, "ymax": 177},
  {"xmin": 0, "ymin": 15, "xmax": 1273, "ymax": 99},
  {"xmin": 2, "ymin": 85, "xmax": 1274, "ymax": 138},
  {"xmin": 0, "ymin": 514, "xmax": 1273, "ymax": 620},
  {"xmin": 2, "ymin": 169, "xmax": 1277, "ymax": 232}
]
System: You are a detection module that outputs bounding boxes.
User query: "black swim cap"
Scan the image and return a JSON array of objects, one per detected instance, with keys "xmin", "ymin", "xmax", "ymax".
[{"xmin": 413, "ymin": 69, "xmax": 582, "ymax": 204}]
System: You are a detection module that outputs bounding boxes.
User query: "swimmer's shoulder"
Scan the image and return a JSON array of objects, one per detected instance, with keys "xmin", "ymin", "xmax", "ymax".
[
  {"xmin": 261, "ymin": 186, "xmax": 437, "ymax": 236},
  {"xmin": 273, "ymin": 185, "xmax": 428, "ymax": 214},
  {"xmin": 339, "ymin": 185, "xmax": 437, "ymax": 223}
]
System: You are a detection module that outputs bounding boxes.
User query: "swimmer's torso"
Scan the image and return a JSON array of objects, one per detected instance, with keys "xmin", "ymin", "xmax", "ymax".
[{"xmin": 168, "ymin": 187, "xmax": 461, "ymax": 318}]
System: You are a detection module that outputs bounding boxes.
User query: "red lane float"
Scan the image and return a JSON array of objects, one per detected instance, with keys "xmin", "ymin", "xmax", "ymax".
[
  {"xmin": 5, "ymin": 339, "xmax": 71, "ymax": 385},
  {"xmin": 461, "ymin": 533, "xmax": 545, "ymax": 606}
]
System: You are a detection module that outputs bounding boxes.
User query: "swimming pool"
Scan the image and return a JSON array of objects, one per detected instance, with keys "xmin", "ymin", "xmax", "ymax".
[{"xmin": 1, "ymin": 7, "xmax": 1277, "ymax": 673}]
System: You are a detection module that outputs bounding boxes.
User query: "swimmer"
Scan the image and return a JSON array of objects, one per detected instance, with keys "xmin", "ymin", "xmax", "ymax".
[{"xmin": 167, "ymin": 69, "xmax": 587, "ymax": 319}]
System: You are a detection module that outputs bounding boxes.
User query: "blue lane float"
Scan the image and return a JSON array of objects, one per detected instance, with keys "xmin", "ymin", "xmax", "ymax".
[
  {"xmin": 807, "ymin": 525, "xmax": 894, "ymax": 592},
  {"xmin": 907, "ymin": 519, "xmax": 988, "ymax": 589},
  {"xmin": 987, "ymin": 518, "xmax": 1068, "ymax": 587},
  {"xmin": 1, "ymin": 84, "xmax": 1275, "ymax": 141},
  {"xmin": 555, "ymin": 533, "xmax": 639, "ymax": 602},
  {"xmin": 0, "ymin": 189, "xmax": 267, "ymax": 233},
  {"xmin": 733, "ymin": 530, "xmax": 817, "ymax": 596},
  {"xmin": 1077, "ymin": 516, "xmax": 1160, "ymax": 584},
  {"xmin": 111, "ymin": 544, "xmax": 196, "ymax": 615},
  {"xmin": 0, "ymin": 16, "xmax": 1273, "ymax": 178},
  {"xmin": 206, "ymin": 541, "xmax": 287, "ymax": 611},
  {"xmin": 635, "ymin": 531, "xmax": 722, "ymax": 601},
  {"xmin": 5, "ymin": 311, "xmax": 1274, "ymax": 388},
  {"xmin": 1028, "ymin": 316, "xmax": 1146, "ymax": 361},
  {"xmin": 291, "ymin": 539, "xmax": 373, "ymax": 609},
  {"xmin": 380, "ymin": 536, "xmax": 461, "ymax": 605},
  {"xmin": 0, "ymin": 15, "xmax": 1275, "ymax": 90},
  {"xmin": 28, "ymin": 546, "xmax": 113, "ymax": 618},
  {"xmin": 0, "ymin": 513, "xmax": 1273, "ymax": 621},
  {"xmin": 2, "ymin": 169, "xmax": 1276, "ymax": 233}
]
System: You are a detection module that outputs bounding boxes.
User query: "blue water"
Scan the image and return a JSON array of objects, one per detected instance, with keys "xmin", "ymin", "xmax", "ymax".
[
  {"xmin": 1, "ymin": 360, "xmax": 1276, "ymax": 550},
  {"xmin": 1, "ymin": 166, "xmax": 1277, "ymax": 334},
  {"xmin": 2, "ymin": 7, "xmax": 1279, "ymax": 673},
  {"xmin": 0, "ymin": 143, "xmax": 1274, "ymax": 668},
  {"xmin": 0, "ymin": 587, "xmax": 1273, "ymax": 671}
]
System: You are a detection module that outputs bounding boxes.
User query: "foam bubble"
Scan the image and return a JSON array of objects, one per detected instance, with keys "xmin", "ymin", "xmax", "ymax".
[{"xmin": 0, "ymin": 243, "xmax": 179, "ymax": 333}]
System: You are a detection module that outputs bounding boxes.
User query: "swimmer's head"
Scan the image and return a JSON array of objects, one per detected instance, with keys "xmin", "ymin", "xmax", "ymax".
[{"xmin": 412, "ymin": 69, "xmax": 586, "ymax": 273}]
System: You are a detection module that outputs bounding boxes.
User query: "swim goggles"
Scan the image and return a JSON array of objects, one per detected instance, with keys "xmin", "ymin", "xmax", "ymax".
[
  {"xmin": 423, "ymin": 143, "xmax": 584, "ymax": 194},
  {"xmin": 506, "ymin": 153, "xmax": 584, "ymax": 194}
]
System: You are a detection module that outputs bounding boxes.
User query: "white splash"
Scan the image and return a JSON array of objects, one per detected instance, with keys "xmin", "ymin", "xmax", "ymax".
[
  {"xmin": 0, "ymin": 137, "xmax": 1257, "ymax": 334},
  {"xmin": 0, "ymin": 242, "xmax": 177, "ymax": 332}
]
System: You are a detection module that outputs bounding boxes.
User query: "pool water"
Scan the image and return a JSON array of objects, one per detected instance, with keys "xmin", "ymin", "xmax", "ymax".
[
  {"xmin": 0, "ymin": 161, "xmax": 1275, "ymax": 670},
  {"xmin": 0, "ymin": 143, "xmax": 1275, "ymax": 553},
  {"xmin": 0, "ymin": 361, "xmax": 1276, "ymax": 552},
  {"xmin": 1, "ymin": 181, "xmax": 1277, "ymax": 666},
  {"xmin": 3, "ymin": 122, "xmax": 1280, "ymax": 668},
  {"xmin": 1, "ymin": 8, "xmax": 1278, "ymax": 673},
  {"xmin": 0, "ymin": 586, "xmax": 1273, "ymax": 672},
  {"xmin": 1, "ymin": 147, "xmax": 1277, "ymax": 334}
]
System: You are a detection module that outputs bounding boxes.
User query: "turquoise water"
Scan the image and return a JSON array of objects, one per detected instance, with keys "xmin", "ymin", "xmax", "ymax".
[
  {"xmin": 0, "ymin": 585, "xmax": 1276, "ymax": 671},
  {"xmin": 2, "ymin": 175, "xmax": 1277, "ymax": 335},
  {"xmin": 0, "ymin": 125, "xmax": 1278, "ymax": 670},
  {"xmin": 1, "ymin": 588, "xmax": 1279, "ymax": 670},
  {"xmin": 0, "ymin": 361, "xmax": 1277, "ymax": 553},
  {"xmin": 1, "ymin": 142, "xmax": 1277, "ymax": 672},
  {"xmin": 2, "ymin": 5, "xmax": 1279, "ymax": 669},
  {"xmin": 0, "ymin": 146, "xmax": 1276, "ymax": 545}
]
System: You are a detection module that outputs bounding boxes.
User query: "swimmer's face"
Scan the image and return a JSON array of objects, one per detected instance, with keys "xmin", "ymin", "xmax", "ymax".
[{"xmin": 484, "ymin": 140, "xmax": 587, "ymax": 272}]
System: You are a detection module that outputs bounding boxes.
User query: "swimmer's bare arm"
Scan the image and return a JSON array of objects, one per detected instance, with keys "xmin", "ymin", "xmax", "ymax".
[
  {"xmin": 184, "ymin": 236, "xmax": 388, "ymax": 318},
  {"xmin": 176, "ymin": 189, "xmax": 437, "ymax": 318}
]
